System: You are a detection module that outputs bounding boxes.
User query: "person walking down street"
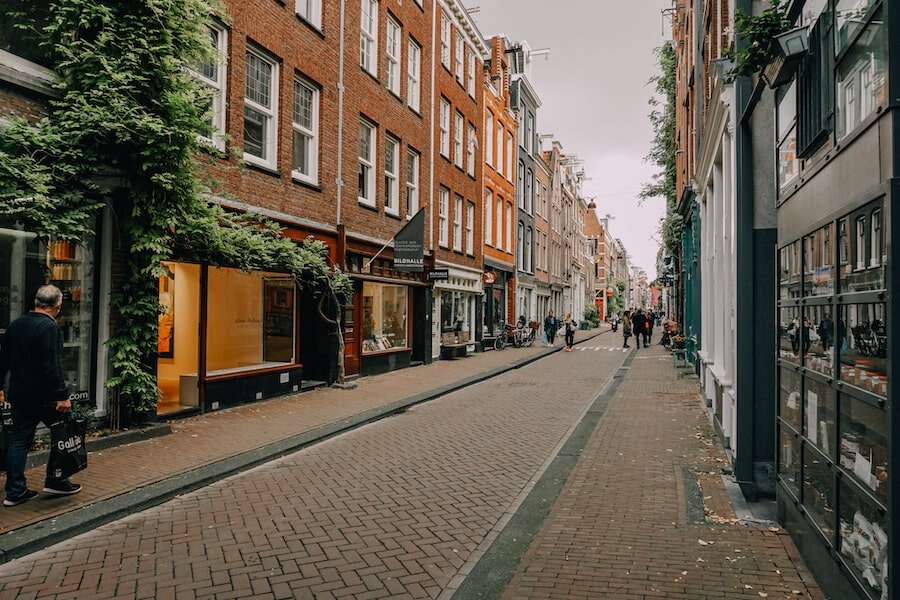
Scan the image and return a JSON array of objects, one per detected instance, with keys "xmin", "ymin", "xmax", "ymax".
[
  {"xmin": 0, "ymin": 285, "xmax": 82, "ymax": 507},
  {"xmin": 563, "ymin": 313, "xmax": 577, "ymax": 352},
  {"xmin": 818, "ymin": 313, "xmax": 833, "ymax": 352},
  {"xmin": 631, "ymin": 309, "xmax": 648, "ymax": 349},
  {"xmin": 645, "ymin": 311, "xmax": 655, "ymax": 346},
  {"xmin": 622, "ymin": 310, "xmax": 633, "ymax": 348},
  {"xmin": 544, "ymin": 310, "xmax": 558, "ymax": 347}
]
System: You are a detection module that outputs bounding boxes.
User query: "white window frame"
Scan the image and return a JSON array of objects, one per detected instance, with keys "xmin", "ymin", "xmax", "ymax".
[
  {"xmin": 385, "ymin": 17, "xmax": 400, "ymax": 96},
  {"xmin": 295, "ymin": 0, "xmax": 322, "ymax": 28},
  {"xmin": 467, "ymin": 47, "xmax": 476, "ymax": 97},
  {"xmin": 439, "ymin": 188, "xmax": 449, "ymax": 247},
  {"xmin": 407, "ymin": 39, "xmax": 421, "ymax": 111},
  {"xmin": 855, "ymin": 215, "xmax": 866, "ymax": 270},
  {"xmin": 466, "ymin": 201, "xmax": 474, "ymax": 255},
  {"xmin": 466, "ymin": 123, "xmax": 476, "ymax": 176},
  {"xmin": 358, "ymin": 120, "xmax": 377, "ymax": 207},
  {"xmin": 486, "ymin": 112, "xmax": 494, "ymax": 168},
  {"xmin": 360, "ymin": 0, "xmax": 378, "ymax": 75},
  {"xmin": 440, "ymin": 12, "xmax": 451, "ymax": 68},
  {"xmin": 406, "ymin": 149, "xmax": 419, "ymax": 217},
  {"xmin": 194, "ymin": 23, "xmax": 228, "ymax": 151},
  {"xmin": 384, "ymin": 135, "xmax": 399, "ymax": 215},
  {"xmin": 496, "ymin": 197, "xmax": 504, "ymax": 250},
  {"xmin": 439, "ymin": 99, "xmax": 450, "ymax": 157},
  {"xmin": 243, "ymin": 45, "xmax": 279, "ymax": 169},
  {"xmin": 454, "ymin": 111, "xmax": 464, "ymax": 168},
  {"xmin": 454, "ymin": 195, "xmax": 463, "ymax": 251},
  {"xmin": 291, "ymin": 76, "xmax": 319, "ymax": 184},
  {"xmin": 485, "ymin": 189, "xmax": 494, "ymax": 246},
  {"xmin": 506, "ymin": 132, "xmax": 514, "ymax": 182},
  {"xmin": 455, "ymin": 32, "xmax": 465, "ymax": 83},
  {"xmin": 506, "ymin": 204, "xmax": 512, "ymax": 252},
  {"xmin": 870, "ymin": 209, "xmax": 882, "ymax": 267}
]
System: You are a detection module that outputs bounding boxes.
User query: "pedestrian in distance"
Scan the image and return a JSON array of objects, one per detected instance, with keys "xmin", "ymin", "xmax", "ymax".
[
  {"xmin": 0, "ymin": 284, "xmax": 82, "ymax": 507},
  {"xmin": 563, "ymin": 313, "xmax": 577, "ymax": 351},
  {"xmin": 544, "ymin": 309, "xmax": 558, "ymax": 347},
  {"xmin": 622, "ymin": 310, "xmax": 632, "ymax": 348},
  {"xmin": 818, "ymin": 313, "xmax": 833, "ymax": 352},
  {"xmin": 645, "ymin": 311, "xmax": 655, "ymax": 346},
  {"xmin": 631, "ymin": 309, "xmax": 648, "ymax": 349}
]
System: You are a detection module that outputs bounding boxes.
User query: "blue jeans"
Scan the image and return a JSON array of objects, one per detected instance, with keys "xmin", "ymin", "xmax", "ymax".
[{"xmin": 5, "ymin": 405, "xmax": 64, "ymax": 497}]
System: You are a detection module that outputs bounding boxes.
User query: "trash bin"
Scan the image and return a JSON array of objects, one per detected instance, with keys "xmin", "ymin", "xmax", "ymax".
[{"xmin": 580, "ymin": 321, "xmax": 589, "ymax": 330}]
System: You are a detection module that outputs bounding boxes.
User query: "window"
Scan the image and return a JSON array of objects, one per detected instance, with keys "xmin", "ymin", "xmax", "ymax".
[
  {"xmin": 535, "ymin": 182, "xmax": 542, "ymax": 216},
  {"xmin": 486, "ymin": 112, "xmax": 495, "ymax": 168},
  {"xmin": 466, "ymin": 123, "xmax": 476, "ymax": 176},
  {"xmin": 525, "ymin": 112, "xmax": 534, "ymax": 155},
  {"xmin": 455, "ymin": 32, "xmax": 465, "ymax": 83},
  {"xmin": 836, "ymin": 9, "xmax": 884, "ymax": 140},
  {"xmin": 466, "ymin": 201, "xmax": 475, "ymax": 255},
  {"xmin": 358, "ymin": 120, "xmax": 376, "ymax": 206},
  {"xmin": 467, "ymin": 48, "xmax": 476, "ymax": 96},
  {"xmin": 194, "ymin": 23, "xmax": 228, "ymax": 151},
  {"xmin": 485, "ymin": 189, "xmax": 493, "ymax": 246},
  {"xmin": 440, "ymin": 11, "xmax": 451, "ymax": 68},
  {"xmin": 384, "ymin": 136, "xmax": 399, "ymax": 215},
  {"xmin": 362, "ymin": 283, "xmax": 408, "ymax": 353},
  {"xmin": 407, "ymin": 39, "xmax": 421, "ymax": 111},
  {"xmin": 385, "ymin": 17, "xmax": 400, "ymax": 95},
  {"xmin": 453, "ymin": 195, "xmax": 463, "ymax": 251},
  {"xmin": 855, "ymin": 215, "xmax": 866, "ymax": 270},
  {"xmin": 439, "ymin": 99, "xmax": 450, "ymax": 157},
  {"xmin": 517, "ymin": 162, "xmax": 524, "ymax": 208},
  {"xmin": 244, "ymin": 46, "xmax": 279, "ymax": 168},
  {"xmin": 517, "ymin": 221, "xmax": 524, "ymax": 268},
  {"xmin": 360, "ymin": 0, "xmax": 378, "ymax": 75},
  {"xmin": 525, "ymin": 169, "xmax": 533, "ymax": 213},
  {"xmin": 438, "ymin": 188, "xmax": 449, "ymax": 247},
  {"xmin": 295, "ymin": 0, "xmax": 322, "ymax": 28},
  {"xmin": 506, "ymin": 204, "xmax": 512, "ymax": 255},
  {"xmin": 777, "ymin": 81, "xmax": 798, "ymax": 190},
  {"xmin": 525, "ymin": 227, "xmax": 533, "ymax": 272},
  {"xmin": 292, "ymin": 77, "xmax": 319, "ymax": 184},
  {"xmin": 506, "ymin": 132, "xmax": 514, "ymax": 181},
  {"xmin": 405, "ymin": 149, "xmax": 419, "ymax": 217},
  {"xmin": 496, "ymin": 197, "xmax": 504, "ymax": 250},
  {"xmin": 0, "ymin": 1, "xmax": 52, "ymax": 67},
  {"xmin": 870, "ymin": 209, "xmax": 884, "ymax": 265},
  {"xmin": 454, "ymin": 112, "xmax": 464, "ymax": 168},
  {"xmin": 796, "ymin": 14, "xmax": 833, "ymax": 157}
]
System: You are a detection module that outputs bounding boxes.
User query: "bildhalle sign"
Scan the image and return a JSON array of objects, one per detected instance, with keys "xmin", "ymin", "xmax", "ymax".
[{"xmin": 393, "ymin": 209, "xmax": 425, "ymax": 272}]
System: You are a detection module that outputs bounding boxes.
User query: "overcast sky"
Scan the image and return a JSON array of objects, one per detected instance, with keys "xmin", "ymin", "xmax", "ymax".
[{"xmin": 468, "ymin": 0, "xmax": 674, "ymax": 277}]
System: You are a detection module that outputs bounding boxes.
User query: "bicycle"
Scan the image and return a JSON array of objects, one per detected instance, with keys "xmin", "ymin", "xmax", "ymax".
[{"xmin": 493, "ymin": 327, "xmax": 508, "ymax": 350}]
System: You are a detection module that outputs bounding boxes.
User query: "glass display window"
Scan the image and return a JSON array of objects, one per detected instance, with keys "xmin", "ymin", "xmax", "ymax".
[
  {"xmin": 803, "ymin": 445, "xmax": 835, "ymax": 540},
  {"xmin": 780, "ymin": 367, "xmax": 802, "ymax": 433},
  {"xmin": 779, "ymin": 306, "xmax": 802, "ymax": 365},
  {"xmin": 839, "ymin": 302, "xmax": 887, "ymax": 396},
  {"xmin": 838, "ymin": 480, "xmax": 888, "ymax": 598},
  {"xmin": 802, "ymin": 223, "xmax": 834, "ymax": 297},
  {"xmin": 805, "ymin": 378, "xmax": 836, "ymax": 458},
  {"xmin": 362, "ymin": 282, "xmax": 408, "ymax": 353},
  {"xmin": 779, "ymin": 426, "xmax": 802, "ymax": 499},
  {"xmin": 805, "ymin": 305, "xmax": 835, "ymax": 377},
  {"xmin": 440, "ymin": 289, "xmax": 472, "ymax": 334},
  {"xmin": 491, "ymin": 286, "xmax": 505, "ymax": 334},
  {"xmin": 840, "ymin": 395, "xmax": 887, "ymax": 500}
]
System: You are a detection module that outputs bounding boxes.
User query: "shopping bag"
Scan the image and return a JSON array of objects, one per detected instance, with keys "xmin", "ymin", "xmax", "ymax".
[
  {"xmin": 541, "ymin": 331, "xmax": 548, "ymax": 345},
  {"xmin": 47, "ymin": 416, "xmax": 88, "ymax": 479},
  {"xmin": 0, "ymin": 402, "xmax": 10, "ymax": 473}
]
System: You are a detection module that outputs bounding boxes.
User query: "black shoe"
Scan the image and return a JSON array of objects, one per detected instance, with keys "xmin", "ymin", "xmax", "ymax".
[
  {"xmin": 43, "ymin": 479, "xmax": 82, "ymax": 496},
  {"xmin": 4, "ymin": 489, "xmax": 39, "ymax": 507}
]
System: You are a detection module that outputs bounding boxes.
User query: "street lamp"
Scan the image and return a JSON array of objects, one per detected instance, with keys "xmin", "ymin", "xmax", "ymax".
[{"xmin": 775, "ymin": 26, "xmax": 809, "ymax": 58}]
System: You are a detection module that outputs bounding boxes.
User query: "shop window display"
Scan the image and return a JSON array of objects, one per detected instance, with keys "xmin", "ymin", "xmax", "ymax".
[
  {"xmin": 440, "ymin": 289, "xmax": 471, "ymax": 334},
  {"xmin": 779, "ymin": 426, "xmax": 802, "ymax": 499},
  {"xmin": 839, "ymin": 396, "xmax": 887, "ymax": 500},
  {"xmin": 779, "ymin": 367, "xmax": 801, "ymax": 433},
  {"xmin": 803, "ymin": 445, "xmax": 835, "ymax": 540},
  {"xmin": 839, "ymin": 479, "xmax": 888, "ymax": 598},
  {"xmin": 805, "ymin": 378, "xmax": 836, "ymax": 457},
  {"xmin": 362, "ymin": 282, "xmax": 407, "ymax": 353}
]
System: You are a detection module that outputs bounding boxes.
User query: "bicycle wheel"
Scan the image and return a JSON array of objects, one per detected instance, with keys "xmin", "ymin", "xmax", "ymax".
[
  {"xmin": 524, "ymin": 329, "xmax": 536, "ymax": 347},
  {"xmin": 494, "ymin": 331, "xmax": 507, "ymax": 350}
]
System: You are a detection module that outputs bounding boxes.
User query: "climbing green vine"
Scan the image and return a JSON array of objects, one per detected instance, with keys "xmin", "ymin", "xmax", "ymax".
[{"xmin": 0, "ymin": 0, "xmax": 350, "ymax": 422}]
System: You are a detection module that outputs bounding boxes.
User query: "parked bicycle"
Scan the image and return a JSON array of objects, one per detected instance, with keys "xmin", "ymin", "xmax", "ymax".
[
  {"xmin": 493, "ymin": 327, "xmax": 509, "ymax": 350},
  {"xmin": 507, "ymin": 321, "xmax": 537, "ymax": 348}
]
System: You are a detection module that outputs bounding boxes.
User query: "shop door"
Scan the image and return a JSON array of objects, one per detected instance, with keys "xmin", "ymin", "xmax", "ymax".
[{"xmin": 156, "ymin": 261, "xmax": 201, "ymax": 416}]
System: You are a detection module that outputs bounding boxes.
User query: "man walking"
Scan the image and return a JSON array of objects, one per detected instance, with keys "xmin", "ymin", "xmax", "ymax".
[
  {"xmin": 0, "ymin": 284, "xmax": 82, "ymax": 507},
  {"xmin": 631, "ymin": 309, "xmax": 648, "ymax": 348},
  {"xmin": 622, "ymin": 310, "xmax": 632, "ymax": 348}
]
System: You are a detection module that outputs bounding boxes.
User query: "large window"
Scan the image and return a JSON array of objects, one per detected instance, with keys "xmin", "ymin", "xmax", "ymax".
[
  {"xmin": 467, "ymin": 48, "xmax": 476, "ymax": 96},
  {"xmin": 455, "ymin": 32, "xmax": 464, "ymax": 84},
  {"xmin": 440, "ymin": 290, "xmax": 471, "ymax": 333},
  {"xmin": 440, "ymin": 11, "xmax": 450, "ymax": 68},
  {"xmin": 405, "ymin": 149, "xmax": 419, "ymax": 217},
  {"xmin": 295, "ymin": 0, "xmax": 322, "ymax": 28},
  {"xmin": 486, "ymin": 112, "xmax": 495, "ymax": 168},
  {"xmin": 485, "ymin": 189, "xmax": 493, "ymax": 246},
  {"xmin": 360, "ymin": 0, "xmax": 378, "ymax": 75},
  {"xmin": 244, "ymin": 46, "xmax": 279, "ymax": 169},
  {"xmin": 466, "ymin": 123, "xmax": 476, "ymax": 177},
  {"xmin": 407, "ymin": 39, "xmax": 421, "ymax": 111},
  {"xmin": 466, "ymin": 201, "xmax": 474, "ymax": 255},
  {"xmin": 453, "ymin": 194, "xmax": 463, "ymax": 251},
  {"xmin": 438, "ymin": 188, "xmax": 449, "ymax": 247},
  {"xmin": 194, "ymin": 24, "xmax": 228, "ymax": 151},
  {"xmin": 384, "ymin": 136, "xmax": 399, "ymax": 215},
  {"xmin": 439, "ymin": 99, "xmax": 450, "ymax": 158},
  {"xmin": 362, "ymin": 283, "xmax": 407, "ymax": 353},
  {"xmin": 358, "ymin": 120, "xmax": 376, "ymax": 206},
  {"xmin": 385, "ymin": 17, "xmax": 400, "ymax": 96},
  {"xmin": 776, "ymin": 81, "xmax": 798, "ymax": 190},
  {"xmin": 454, "ymin": 111, "xmax": 464, "ymax": 168},
  {"xmin": 835, "ymin": 7, "xmax": 884, "ymax": 140},
  {"xmin": 292, "ymin": 77, "xmax": 319, "ymax": 184}
]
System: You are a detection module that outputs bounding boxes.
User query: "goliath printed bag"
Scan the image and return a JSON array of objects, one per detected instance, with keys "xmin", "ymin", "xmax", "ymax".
[
  {"xmin": 0, "ymin": 401, "xmax": 10, "ymax": 472},
  {"xmin": 47, "ymin": 416, "xmax": 88, "ymax": 479}
]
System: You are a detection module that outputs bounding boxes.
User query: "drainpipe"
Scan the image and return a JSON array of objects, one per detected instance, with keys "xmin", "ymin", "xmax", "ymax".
[{"xmin": 336, "ymin": 0, "xmax": 346, "ymax": 228}]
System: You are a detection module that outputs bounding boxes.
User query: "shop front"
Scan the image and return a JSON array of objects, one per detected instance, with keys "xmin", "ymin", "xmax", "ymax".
[
  {"xmin": 481, "ymin": 263, "xmax": 514, "ymax": 348},
  {"xmin": 0, "ymin": 223, "xmax": 99, "ymax": 414},
  {"xmin": 156, "ymin": 261, "xmax": 301, "ymax": 415},
  {"xmin": 433, "ymin": 265, "xmax": 483, "ymax": 360}
]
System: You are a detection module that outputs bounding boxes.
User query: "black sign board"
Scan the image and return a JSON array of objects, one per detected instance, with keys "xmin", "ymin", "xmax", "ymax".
[
  {"xmin": 393, "ymin": 208, "xmax": 425, "ymax": 272},
  {"xmin": 427, "ymin": 268, "xmax": 449, "ymax": 281}
]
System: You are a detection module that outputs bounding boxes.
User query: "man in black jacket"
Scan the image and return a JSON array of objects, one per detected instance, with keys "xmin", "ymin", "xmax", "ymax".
[{"xmin": 0, "ymin": 285, "xmax": 81, "ymax": 506}]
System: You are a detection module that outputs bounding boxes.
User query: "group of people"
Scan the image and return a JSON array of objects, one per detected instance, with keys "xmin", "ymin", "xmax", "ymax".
[
  {"xmin": 542, "ymin": 310, "xmax": 579, "ymax": 351},
  {"xmin": 620, "ymin": 309, "xmax": 677, "ymax": 349}
]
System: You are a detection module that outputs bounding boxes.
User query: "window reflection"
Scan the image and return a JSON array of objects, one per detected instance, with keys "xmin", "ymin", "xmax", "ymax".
[
  {"xmin": 803, "ymin": 446, "xmax": 835, "ymax": 539},
  {"xmin": 779, "ymin": 427, "xmax": 801, "ymax": 499},
  {"xmin": 840, "ymin": 303, "xmax": 887, "ymax": 396},
  {"xmin": 839, "ymin": 480, "xmax": 887, "ymax": 597},
  {"xmin": 805, "ymin": 378, "xmax": 835, "ymax": 457},
  {"xmin": 840, "ymin": 396, "xmax": 887, "ymax": 498},
  {"xmin": 802, "ymin": 223, "xmax": 834, "ymax": 296},
  {"xmin": 836, "ymin": 6, "xmax": 884, "ymax": 140},
  {"xmin": 779, "ymin": 307, "xmax": 801, "ymax": 365},
  {"xmin": 841, "ymin": 202, "xmax": 885, "ymax": 293},
  {"xmin": 780, "ymin": 367, "xmax": 801, "ymax": 432}
]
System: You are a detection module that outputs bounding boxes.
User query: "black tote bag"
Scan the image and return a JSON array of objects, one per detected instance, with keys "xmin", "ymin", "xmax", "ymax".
[{"xmin": 47, "ymin": 416, "xmax": 88, "ymax": 479}]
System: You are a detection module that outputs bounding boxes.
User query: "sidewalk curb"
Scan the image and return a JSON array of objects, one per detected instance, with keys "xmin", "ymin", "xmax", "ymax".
[{"xmin": 0, "ymin": 332, "xmax": 606, "ymax": 564}]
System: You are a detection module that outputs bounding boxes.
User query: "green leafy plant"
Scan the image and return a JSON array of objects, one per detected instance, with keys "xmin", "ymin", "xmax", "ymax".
[
  {"xmin": 0, "ymin": 0, "xmax": 351, "ymax": 424},
  {"xmin": 583, "ymin": 304, "xmax": 600, "ymax": 328},
  {"xmin": 724, "ymin": 0, "xmax": 791, "ymax": 78}
]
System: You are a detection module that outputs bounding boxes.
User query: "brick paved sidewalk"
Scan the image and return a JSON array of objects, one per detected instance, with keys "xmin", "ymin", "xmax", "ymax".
[
  {"xmin": 488, "ymin": 342, "xmax": 825, "ymax": 600},
  {"xmin": 0, "ymin": 327, "xmax": 602, "ymax": 561}
]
